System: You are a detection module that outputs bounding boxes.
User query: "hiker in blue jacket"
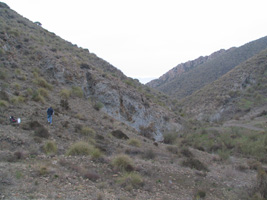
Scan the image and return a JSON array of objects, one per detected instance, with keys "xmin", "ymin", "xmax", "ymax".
[{"xmin": 47, "ymin": 107, "xmax": 54, "ymax": 124}]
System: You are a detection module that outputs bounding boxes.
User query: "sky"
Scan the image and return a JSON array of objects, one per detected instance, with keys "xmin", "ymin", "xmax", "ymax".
[{"xmin": 3, "ymin": 0, "xmax": 267, "ymax": 83}]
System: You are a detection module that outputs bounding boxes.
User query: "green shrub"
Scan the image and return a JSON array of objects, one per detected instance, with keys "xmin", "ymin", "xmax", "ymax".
[
  {"xmin": 27, "ymin": 88, "xmax": 33, "ymax": 96},
  {"xmin": 67, "ymin": 141, "xmax": 91, "ymax": 156},
  {"xmin": 32, "ymin": 91, "xmax": 45, "ymax": 103},
  {"xmin": 75, "ymin": 113, "xmax": 86, "ymax": 120},
  {"xmin": 71, "ymin": 86, "xmax": 83, "ymax": 98},
  {"xmin": 37, "ymin": 88, "xmax": 49, "ymax": 98},
  {"xmin": 34, "ymin": 77, "xmax": 52, "ymax": 90},
  {"xmin": 0, "ymin": 100, "xmax": 9, "ymax": 107},
  {"xmin": 81, "ymin": 126, "xmax": 96, "ymax": 137},
  {"xmin": 11, "ymin": 96, "xmax": 25, "ymax": 104},
  {"xmin": 13, "ymin": 83, "xmax": 21, "ymax": 90},
  {"xmin": 112, "ymin": 154, "xmax": 134, "ymax": 172},
  {"xmin": 218, "ymin": 149, "xmax": 230, "ymax": 161},
  {"xmin": 117, "ymin": 172, "xmax": 144, "ymax": 190},
  {"xmin": 128, "ymin": 138, "xmax": 141, "ymax": 147},
  {"xmin": 0, "ymin": 69, "xmax": 7, "ymax": 80},
  {"xmin": 163, "ymin": 132, "xmax": 178, "ymax": 144},
  {"xmin": 43, "ymin": 141, "xmax": 57, "ymax": 155},
  {"xmin": 15, "ymin": 69, "xmax": 21, "ymax": 75},
  {"xmin": 90, "ymin": 147, "xmax": 102, "ymax": 160},
  {"xmin": 60, "ymin": 89, "xmax": 71, "ymax": 99},
  {"xmin": 93, "ymin": 101, "xmax": 104, "ymax": 111}
]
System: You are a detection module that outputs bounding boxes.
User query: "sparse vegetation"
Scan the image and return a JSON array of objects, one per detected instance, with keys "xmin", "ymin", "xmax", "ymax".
[
  {"xmin": 71, "ymin": 86, "xmax": 83, "ymax": 98},
  {"xmin": 0, "ymin": 69, "xmax": 7, "ymax": 80},
  {"xmin": 93, "ymin": 101, "xmax": 104, "ymax": 111},
  {"xmin": 182, "ymin": 158, "xmax": 209, "ymax": 171},
  {"xmin": 60, "ymin": 89, "xmax": 71, "ymax": 99},
  {"xmin": 0, "ymin": 99, "xmax": 9, "ymax": 107},
  {"xmin": 127, "ymin": 138, "xmax": 141, "ymax": 147},
  {"xmin": 43, "ymin": 141, "xmax": 57, "ymax": 155},
  {"xmin": 117, "ymin": 172, "xmax": 144, "ymax": 190},
  {"xmin": 80, "ymin": 126, "xmax": 96, "ymax": 137},
  {"xmin": 163, "ymin": 132, "xmax": 178, "ymax": 144},
  {"xmin": 34, "ymin": 127, "xmax": 49, "ymax": 138},
  {"xmin": 142, "ymin": 148, "xmax": 156, "ymax": 160},
  {"xmin": 112, "ymin": 154, "xmax": 134, "ymax": 172},
  {"xmin": 67, "ymin": 141, "xmax": 91, "ymax": 156},
  {"xmin": 90, "ymin": 147, "xmax": 102, "ymax": 160},
  {"xmin": 34, "ymin": 77, "xmax": 52, "ymax": 90},
  {"xmin": 1, "ymin": 4, "xmax": 267, "ymax": 199},
  {"xmin": 32, "ymin": 90, "xmax": 45, "ymax": 103},
  {"xmin": 181, "ymin": 127, "xmax": 267, "ymax": 163},
  {"xmin": 37, "ymin": 88, "xmax": 49, "ymax": 98}
]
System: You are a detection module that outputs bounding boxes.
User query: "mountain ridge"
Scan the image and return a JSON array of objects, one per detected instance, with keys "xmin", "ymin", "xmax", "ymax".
[{"xmin": 147, "ymin": 36, "xmax": 267, "ymax": 100}]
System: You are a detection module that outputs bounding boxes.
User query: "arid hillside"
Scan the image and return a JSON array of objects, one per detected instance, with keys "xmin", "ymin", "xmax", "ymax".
[{"xmin": 0, "ymin": 2, "xmax": 266, "ymax": 200}]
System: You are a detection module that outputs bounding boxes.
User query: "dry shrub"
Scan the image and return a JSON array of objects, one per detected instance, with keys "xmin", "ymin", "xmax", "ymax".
[
  {"xmin": 0, "ymin": 100, "xmax": 8, "ymax": 107},
  {"xmin": 37, "ymin": 88, "xmax": 49, "ymax": 98},
  {"xmin": 71, "ymin": 86, "xmax": 83, "ymax": 98},
  {"xmin": 111, "ymin": 130, "xmax": 129, "ymax": 140},
  {"xmin": 34, "ymin": 127, "xmax": 49, "ymax": 138},
  {"xmin": 60, "ymin": 89, "xmax": 71, "ymax": 99},
  {"xmin": 81, "ymin": 126, "xmax": 96, "ymax": 137},
  {"xmin": 112, "ymin": 154, "xmax": 134, "ymax": 172},
  {"xmin": 163, "ymin": 132, "xmax": 178, "ymax": 144},
  {"xmin": 128, "ymin": 138, "xmax": 141, "ymax": 147},
  {"xmin": 142, "ymin": 148, "xmax": 156, "ymax": 160},
  {"xmin": 14, "ymin": 151, "xmax": 25, "ymax": 160},
  {"xmin": 166, "ymin": 145, "xmax": 179, "ymax": 154},
  {"xmin": 180, "ymin": 147, "xmax": 194, "ymax": 158},
  {"xmin": 117, "ymin": 172, "xmax": 144, "ymax": 190},
  {"xmin": 60, "ymin": 99, "xmax": 69, "ymax": 110},
  {"xmin": 67, "ymin": 141, "xmax": 91, "ymax": 156},
  {"xmin": 22, "ymin": 120, "xmax": 42, "ymax": 130},
  {"xmin": 255, "ymin": 166, "xmax": 267, "ymax": 198},
  {"xmin": 43, "ymin": 141, "xmax": 57, "ymax": 155},
  {"xmin": 195, "ymin": 190, "xmax": 206, "ymax": 199},
  {"xmin": 83, "ymin": 170, "xmax": 100, "ymax": 182},
  {"xmin": 74, "ymin": 124, "xmax": 83, "ymax": 132},
  {"xmin": 182, "ymin": 158, "xmax": 209, "ymax": 172},
  {"xmin": 90, "ymin": 147, "xmax": 103, "ymax": 160},
  {"xmin": 35, "ymin": 77, "xmax": 52, "ymax": 90}
]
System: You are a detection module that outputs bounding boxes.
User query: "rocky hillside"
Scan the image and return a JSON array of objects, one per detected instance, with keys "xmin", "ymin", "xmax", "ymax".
[
  {"xmin": 147, "ymin": 36, "xmax": 267, "ymax": 100},
  {"xmin": 0, "ymin": 2, "xmax": 181, "ymax": 141},
  {"xmin": 181, "ymin": 48, "xmax": 267, "ymax": 122},
  {"xmin": 1, "ymin": 3, "xmax": 267, "ymax": 200},
  {"xmin": 147, "ymin": 49, "xmax": 228, "ymax": 88}
]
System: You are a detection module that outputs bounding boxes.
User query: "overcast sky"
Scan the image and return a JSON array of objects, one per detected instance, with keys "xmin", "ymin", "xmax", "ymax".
[{"xmin": 4, "ymin": 0, "xmax": 267, "ymax": 83}]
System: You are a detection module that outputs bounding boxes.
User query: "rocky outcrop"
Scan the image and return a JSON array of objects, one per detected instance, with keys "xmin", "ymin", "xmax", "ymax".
[{"xmin": 82, "ymin": 71, "xmax": 181, "ymax": 141}]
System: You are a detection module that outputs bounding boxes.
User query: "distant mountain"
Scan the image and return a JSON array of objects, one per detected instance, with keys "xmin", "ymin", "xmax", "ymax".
[{"xmin": 147, "ymin": 36, "xmax": 267, "ymax": 100}]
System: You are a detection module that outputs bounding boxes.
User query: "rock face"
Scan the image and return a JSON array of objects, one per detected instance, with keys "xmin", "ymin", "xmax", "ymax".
[{"xmin": 82, "ymin": 71, "xmax": 181, "ymax": 141}]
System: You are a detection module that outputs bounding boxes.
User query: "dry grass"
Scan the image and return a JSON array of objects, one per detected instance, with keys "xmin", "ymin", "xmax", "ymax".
[
  {"xmin": 112, "ymin": 154, "xmax": 134, "ymax": 172},
  {"xmin": 67, "ymin": 141, "xmax": 91, "ymax": 156}
]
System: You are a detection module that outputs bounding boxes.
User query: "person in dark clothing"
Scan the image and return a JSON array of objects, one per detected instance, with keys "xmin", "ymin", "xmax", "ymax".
[
  {"xmin": 10, "ymin": 116, "xmax": 17, "ymax": 123},
  {"xmin": 47, "ymin": 107, "xmax": 54, "ymax": 124}
]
